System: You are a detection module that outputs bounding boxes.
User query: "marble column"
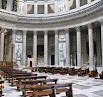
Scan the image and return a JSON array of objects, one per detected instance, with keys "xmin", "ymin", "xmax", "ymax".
[
  {"xmin": 44, "ymin": 31, "xmax": 48, "ymax": 66},
  {"xmin": 65, "ymin": 29, "xmax": 70, "ymax": 67},
  {"xmin": 22, "ymin": 31, "xmax": 27, "ymax": 66},
  {"xmin": 0, "ymin": 32, "xmax": 4, "ymax": 61},
  {"xmin": 33, "ymin": 31, "xmax": 37, "ymax": 66},
  {"xmin": 76, "ymin": 27, "xmax": 82, "ymax": 67},
  {"xmin": 76, "ymin": 0, "xmax": 80, "ymax": 8},
  {"xmin": 6, "ymin": 0, "xmax": 13, "ymax": 11},
  {"xmin": 87, "ymin": 0, "xmax": 91, "ymax": 4},
  {"xmin": 88, "ymin": 24, "xmax": 94, "ymax": 70},
  {"xmin": 55, "ymin": 30, "xmax": 59, "ymax": 66},
  {"xmin": 12, "ymin": 30, "xmax": 16, "ymax": 63},
  {"xmin": 101, "ymin": 21, "xmax": 103, "ymax": 66},
  {"xmin": 0, "ymin": 0, "xmax": 2, "ymax": 8}
]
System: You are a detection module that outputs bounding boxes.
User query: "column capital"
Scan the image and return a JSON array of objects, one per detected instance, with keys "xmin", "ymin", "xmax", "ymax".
[
  {"xmin": 54, "ymin": 30, "xmax": 58, "ymax": 34},
  {"xmin": 65, "ymin": 28, "xmax": 69, "ymax": 32},
  {"xmin": 33, "ymin": 30, "xmax": 38, "ymax": 33},
  {"xmin": 88, "ymin": 23, "xmax": 92, "ymax": 28},
  {"xmin": 76, "ymin": 26, "xmax": 80, "ymax": 31},
  {"xmin": 99, "ymin": 19, "xmax": 103, "ymax": 24},
  {"xmin": 0, "ymin": 28, "xmax": 7, "ymax": 34},
  {"xmin": 23, "ymin": 30, "xmax": 27, "ymax": 35},
  {"xmin": 44, "ymin": 30, "xmax": 48, "ymax": 33},
  {"xmin": 1, "ymin": 32, "xmax": 4, "ymax": 35},
  {"xmin": 12, "ymin": 29, "xmax": 16, "ymax": 33}
]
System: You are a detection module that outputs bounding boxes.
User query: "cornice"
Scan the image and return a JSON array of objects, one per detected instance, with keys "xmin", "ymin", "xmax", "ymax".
[
  {"xmin": 0, "ymin": 0, "xmax": 102, "ymax": 30},
  {"xmin": 17, "ymin": 0, "xmax": 103, "ymax": 23}
]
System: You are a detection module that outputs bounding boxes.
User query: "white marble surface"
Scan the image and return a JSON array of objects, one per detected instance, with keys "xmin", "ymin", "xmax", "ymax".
[{"xmin": 2, "ymin": 72, "xmax": 103, "ymax": 97}]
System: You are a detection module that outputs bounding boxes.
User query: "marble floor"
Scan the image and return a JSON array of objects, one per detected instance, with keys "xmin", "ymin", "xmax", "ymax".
[{"xmin": 2, "ymin": 72, "xmax": 103, "ymax": 97}]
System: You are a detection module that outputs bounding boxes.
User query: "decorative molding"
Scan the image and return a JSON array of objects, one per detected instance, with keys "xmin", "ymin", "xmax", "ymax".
[{"xmin": 0, "ymin": 0, "xmax": 102, "ymax": 30}]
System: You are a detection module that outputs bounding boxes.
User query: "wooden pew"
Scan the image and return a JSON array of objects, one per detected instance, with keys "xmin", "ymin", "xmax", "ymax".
[
  {"xmin": 20, "ymin": 79, "xmax": 57, "ymax": 96},
  {"xmin": 25, "ymin": 83, "xmax": 73, "ymax": 97},
  {"xmin": 10, "ymin": 74, "xmax": 37, "ymax": 86},
  {"xmin": 16, "ymin": 76, "xmax": 47, "ymax": 90},
  {"xmin": 78, "ymin": 68, "xmax": 89, "ymax": 76},
  {"xmin": 99, "ymin": 71, "xmax": 103, "ymax": 79},
  {"xmin": 88, "ymin": 70, "xmax": 98, "ymax": 77},
  {"xmin": 0, "ymin": 80, "xmax": 4, "ymax": 96}
]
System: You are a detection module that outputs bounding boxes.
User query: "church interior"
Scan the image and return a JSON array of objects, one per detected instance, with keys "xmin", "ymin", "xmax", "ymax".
[{"xmin": 0, "ymin": 0, "xmax": 103, "ymax": 97}]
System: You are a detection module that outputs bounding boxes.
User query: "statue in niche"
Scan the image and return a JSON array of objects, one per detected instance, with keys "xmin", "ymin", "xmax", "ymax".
[
  {"xmin": 67, "ymin": 0, "xmax": 74, "ymax": 10},
  {"xmin": 57, "ymin": 0, "xmax": 74, "ymax": 12}
]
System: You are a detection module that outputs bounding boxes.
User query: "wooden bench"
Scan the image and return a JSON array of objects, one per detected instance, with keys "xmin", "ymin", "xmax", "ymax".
[
  {"xmin": 25, "ymin": 83, "xmax": 73, "ymax": 97},
  {"xmin": 99, "ymin": 71, "xmax": 103, "ymax": 79},
  {"xmin": 6, "ymin": 73, "xmax": 37, "ymax": 86},
  {"xmin": 0, "ymin": 80, "xmax": 4, "ymax": 96},
  {"xmin": 16, "ymin": 76, "xmax": 47, "ymax": 90},
  {"xmin": 78, "ymin": 68, "xmax": 89, "ymax": 76},
  {"xmin": 88, "ymin": 70, "xmax": 98, "ymax": 77},
  {"xmin": 20, "ymin": 79, "xmax": 57, "ymax": 96}
]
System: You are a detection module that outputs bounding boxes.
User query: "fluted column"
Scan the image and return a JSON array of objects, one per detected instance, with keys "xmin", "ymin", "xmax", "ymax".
[
  {"xmin": 0, "ymin": 0, "xmax": 2, "ymax": 8},
  {"xmin": 88, "ymin": 24, "xmax": 94, "ymax": 70},
  {"xmin": 101, "ymin": 21, "xmax": 103, "ymax": 66},
  {"xmin": 65, "ymin": 29, "xmax": 70, "ymax": 67},
  {"xmin": 0, "ymin": 32, "xmax": 4, "ymax": 61},
  {"xmin": 22, "ymin": 31, "xmax": 27, "ymax": 66},
  {"xmin": 44, "ymin": 31, "xmax": 48, "ymax": 66},
  {"xmin": 55, "ymin": 30, "xmax": 59, "ymax": 66},
  {"xmin": 12, "ymin": 30, "xmax": 16, "ymax": 63},
  {"xmin": 6, "ymin": 0, "xmax": 13, "ymax": 11},
  {"xmin": 33, "ymin": 31, "xmax": 37, "ymax": 66},
  {"xmin": 76, "ymin": 0, "xmax": 80, "ymax": 8},
  {"xmin": 76, "ymin": 27, "xmax": 82, "ymax": 67}
]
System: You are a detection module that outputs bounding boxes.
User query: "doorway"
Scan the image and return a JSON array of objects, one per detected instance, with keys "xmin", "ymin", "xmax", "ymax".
[{"xmin": 51, "ymin": 55, "xmax": 54, "ymax": 65}]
